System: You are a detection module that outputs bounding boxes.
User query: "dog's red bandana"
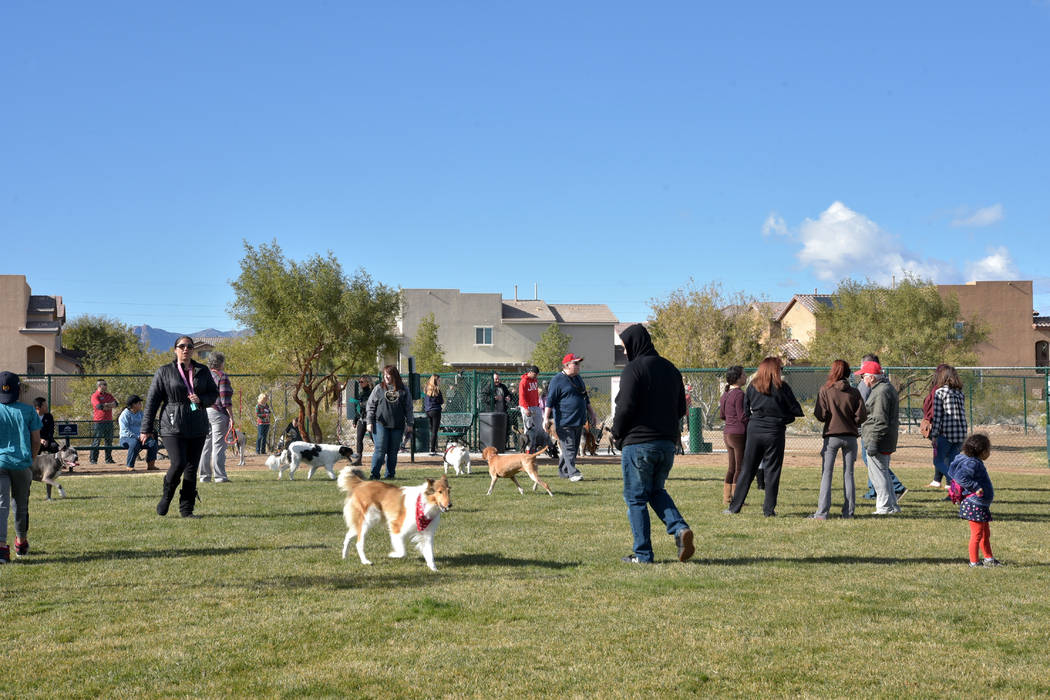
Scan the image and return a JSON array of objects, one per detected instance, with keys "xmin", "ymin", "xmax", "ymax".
[{"xmin": 416, "ymin": 494, "xmax": 433, "ymax": 531}]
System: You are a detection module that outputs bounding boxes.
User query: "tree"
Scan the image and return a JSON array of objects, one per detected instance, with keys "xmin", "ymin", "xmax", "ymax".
[
  {"xmin": 63, "ymin": 315, "xmax": 142, "ymax": 371},
  {"xmin": 647, "ymin": 280, "xmax": 773, "ymax": 368},
  {"xmin": 410, "ymin": 313, "xmax": 447, "ymax": 375},
  {"xmin": 228, "ymin": 241, "xmax": 401, "ymax": 442},
  {"xmin": 806, "ymin": 277, "xmax": 987, "ymax": 367},
  {"xmin": 531, "ymin": 323, "xmax": 572, "ymax": 372}
]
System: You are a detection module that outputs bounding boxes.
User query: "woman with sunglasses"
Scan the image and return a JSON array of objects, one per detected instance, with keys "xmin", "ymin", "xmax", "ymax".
[{"xmin": 140, "ymin": 336, "xmax": 219, "ymax": 518}]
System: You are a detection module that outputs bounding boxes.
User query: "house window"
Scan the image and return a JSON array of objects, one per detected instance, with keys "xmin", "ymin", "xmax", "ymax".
[
  {"xmin": 474, "ymin": 326, "xmax": 493, "ymax": 346},
  {"xmin": 952, "ymin": 322, "xmax": 965, "ymax": 341}
]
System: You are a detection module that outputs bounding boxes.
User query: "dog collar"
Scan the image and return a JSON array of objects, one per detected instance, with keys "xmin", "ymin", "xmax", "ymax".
[{"xmin": 416, "ymin": 494, "xmax": 433, "ymax": 531}]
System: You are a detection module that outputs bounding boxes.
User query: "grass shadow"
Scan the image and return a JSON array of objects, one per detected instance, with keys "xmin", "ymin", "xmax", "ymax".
[{"xmin": 26, "ymin": 543, "xmax": 327, "ymax": 565}]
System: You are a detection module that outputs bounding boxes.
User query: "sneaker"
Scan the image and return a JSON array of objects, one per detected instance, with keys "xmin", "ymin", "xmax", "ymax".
[
  {"xmin": 0, "ymin": 545, "xmax": 9, "ymax": 563},
  {"xmin": 199, "ymin": 476, "xmax": 211, "ymax": 483},
  {"xmin": 675, "ymin": 529, "xmax": 695, "ymax": 562},
  {"xmin": 895, "ymin": 488, "xmax": 908, "ymax": 502},
  {"xmin": 621, "ymin": 555, "xmax": 653, "ymax": 564},
  {"xmin": 928, "ymin": 481, "xmax": 942, "ymax": 488},
  {"xmin": 807, "ymin": 514, "xmax": 827, "ymax": 520},
  {"xmin": 969, "ymin": 561, "xmax": 981, "ymax": 568},
  {"xmin": 983, "ymin": 558, "xmax": 1004, "ymax": 567},
  {"xmin": 214, "ymin": 477, "xmax": 230, "ymax": 483},
  {"xmin": 14, "ymin": 538, "xmax": 28, "ymax": 556},
  {"xmin": 180, "ymin": 513, "xmax": 202, "ymax": 519},
  {"xmin": 569, "ymin": 474, "xmax": 583, "ymax": 482}
]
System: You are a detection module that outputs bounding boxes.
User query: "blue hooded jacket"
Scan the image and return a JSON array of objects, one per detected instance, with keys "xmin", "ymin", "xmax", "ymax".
[{"xmin": 948, "ymin": 453, "xmax": 994, "ymax": 508}]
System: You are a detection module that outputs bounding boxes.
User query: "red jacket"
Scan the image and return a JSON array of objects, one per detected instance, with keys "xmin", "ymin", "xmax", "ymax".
[{"xmin": 518, "ymin": 374, "xmax": 539, "ymax": 408}]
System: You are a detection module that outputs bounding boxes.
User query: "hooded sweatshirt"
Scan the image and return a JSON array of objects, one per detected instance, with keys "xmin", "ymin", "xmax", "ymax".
[
  {"xmin": 611, "ymin": 324, "xmax": 686, "ymax": 448},
  {"xmin": 813, "ymin": 379, "xmax": 867, "ymax": 437}
]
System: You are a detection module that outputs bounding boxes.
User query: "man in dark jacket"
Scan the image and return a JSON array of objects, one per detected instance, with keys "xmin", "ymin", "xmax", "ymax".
[{"xmin": 611, "ymin": 325, "xmax": 694, "ymax": 564}]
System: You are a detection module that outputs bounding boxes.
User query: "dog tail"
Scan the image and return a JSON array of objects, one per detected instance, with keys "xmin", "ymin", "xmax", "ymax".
[{"xmin": 337, "ymin": 466, "xmax": 367, "ymax": 493}]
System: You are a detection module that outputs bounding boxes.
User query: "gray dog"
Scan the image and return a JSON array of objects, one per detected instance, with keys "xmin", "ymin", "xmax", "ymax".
[{"xmin": 31, "ymin": 445, "xmax": 79, "ymax": 500}]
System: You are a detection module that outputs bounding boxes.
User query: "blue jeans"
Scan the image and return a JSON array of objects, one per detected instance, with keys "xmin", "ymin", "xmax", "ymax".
[
  {"xmin": 256, "ymin": 423, "xmax": 270, "ymax": 454},
  {"xmin": 555, "ymin": 425, "xmax": 583, "ymax": 478},
  {"xmin": 371, "ymin": 424, "xmax": 404, "ymax": 479},
  {"xmin": 120, "ymin": 436, "xmax": 159, "ymax": 468},
  {"xmin": 621, "ymin": 440, "xmax": 689, "ymax": 563},
  {"xmin": 933, "ymin": 435, "xmax": 962, "ymax": 484}
]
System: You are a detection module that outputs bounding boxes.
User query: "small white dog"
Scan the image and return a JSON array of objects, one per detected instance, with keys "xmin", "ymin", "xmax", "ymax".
[
  {"xmin": 269, "ymin": 441, "xmax": 355, "ymax": 480},
  {"xmin": 442, "ymin": 441, "xmax": 471, "ymax": 476}
]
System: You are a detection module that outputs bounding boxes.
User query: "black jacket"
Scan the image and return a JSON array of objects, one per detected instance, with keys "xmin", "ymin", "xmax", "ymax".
[
  {"xmin": 612, "ymin": 324, "xmax": 686, "ymax": 449},
  {"xmin": 142, "ymin": 360, "xmax": 219, "ymax": 438},
  {"xmin": 744, "ymin": 381, "xmax": 803, "ymax": 434}
]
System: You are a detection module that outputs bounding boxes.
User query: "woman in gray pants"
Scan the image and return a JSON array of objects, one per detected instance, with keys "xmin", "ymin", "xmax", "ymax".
[{"xmin": 810, "ymin": 360, "xmax": 868, "ymax": 519}]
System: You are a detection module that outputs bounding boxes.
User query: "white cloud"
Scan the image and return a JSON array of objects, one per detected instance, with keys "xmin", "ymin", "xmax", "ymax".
[
  {"xmin": 951, "ymin": 204, "xmax": 1004, "ymax": 228},
  {"xmin": 781, "ymin": 201, "xmax": 1015, "ymax": 287},
  {"xmin": 761, "ymin": 212, "xmax": 788, "ymax": 236},
  {"xmin": 966, "ymin": 247, "xmax": 1019, "ymax": 281}
]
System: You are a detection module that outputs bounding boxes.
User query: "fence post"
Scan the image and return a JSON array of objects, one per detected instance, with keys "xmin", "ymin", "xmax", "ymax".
[
  {"xmin": 1023, "ymin": 377, "xmax": 1028, "ymax": 436},
  {"xmin": 47, "ymin": 374, "xmax": 52, "ymax": 407},
  {"xmin": 1045, "ymin": 369, "xmax": 1050, "ymax": 469}
]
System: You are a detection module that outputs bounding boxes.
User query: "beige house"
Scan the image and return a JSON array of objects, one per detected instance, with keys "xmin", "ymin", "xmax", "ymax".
[
  {"xmin": 769, "ymin": 281, "xmax": 1048, "ymax": 367},
  {"xmin": 398, "ymin": 289, "xmax": 618, "ymax": 371},
  {"xmin": 0, "ymin": 275, "xmax": 82, "ymax": 377}
]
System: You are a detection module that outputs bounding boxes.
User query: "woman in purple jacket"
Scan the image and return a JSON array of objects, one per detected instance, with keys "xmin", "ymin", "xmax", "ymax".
[{"xmin": 719, "ymin": 366, "xmax": 747, "ymax": 505}]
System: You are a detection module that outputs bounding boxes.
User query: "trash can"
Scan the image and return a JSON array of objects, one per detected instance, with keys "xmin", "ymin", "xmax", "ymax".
[
  {"xmin": 688, "ymin": 406, "xmax": 712, "ymax": 453},
  {"xmin": 479, "ymin": 411, "xmax": 508, "ymax": 453},
  {"xmin": 412, "ymin": 415, "xmax": 429, "ymax": 453}
]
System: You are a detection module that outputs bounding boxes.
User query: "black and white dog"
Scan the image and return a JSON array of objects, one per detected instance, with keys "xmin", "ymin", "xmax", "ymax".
[
  {"xmin": 270, "ymin": 441, "xmax": 355, "ymax": 480},
  {"xmin": 32, "ymin": 445, "xmax": 79, "ymax": 500}
]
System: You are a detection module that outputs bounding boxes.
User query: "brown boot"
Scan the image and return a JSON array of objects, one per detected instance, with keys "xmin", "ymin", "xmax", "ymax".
[
  {"xmin": 723, "ymin": 483, "xmax": 733, "ymax": 504},
  {"xmin": 146, "ymin": 461, "xmax": 158, "ymax": 471}
]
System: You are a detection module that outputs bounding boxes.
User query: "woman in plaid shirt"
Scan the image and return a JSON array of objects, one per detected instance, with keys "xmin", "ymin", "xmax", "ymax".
[{"xmin": 929, "ymin": 364, "xmax": 968, "ymax": 489}]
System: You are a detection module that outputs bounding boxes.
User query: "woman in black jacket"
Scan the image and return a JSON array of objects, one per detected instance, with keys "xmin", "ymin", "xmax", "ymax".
[
  {"xmin": 140, "ymin": 336, "xmax": 219, "ymax": 518},
  {"xmin": 724, "ymin": 357, "xmax": 804, "ymax": 517}
]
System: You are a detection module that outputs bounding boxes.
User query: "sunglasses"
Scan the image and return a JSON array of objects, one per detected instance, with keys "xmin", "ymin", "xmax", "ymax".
[{"xmin": 175, "ymin": 344, "xmax": 194, "ymax": 350}]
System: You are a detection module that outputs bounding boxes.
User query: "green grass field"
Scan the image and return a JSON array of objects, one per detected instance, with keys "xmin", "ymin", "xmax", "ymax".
[{"xmin": 2, "ymin": 460, "xmax": 1049, "ymax": 698}]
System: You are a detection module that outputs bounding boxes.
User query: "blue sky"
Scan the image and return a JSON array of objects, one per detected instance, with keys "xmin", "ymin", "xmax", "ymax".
[{"xmin": 3, "ymin": 1, "xmax": 1048, "ymax": 333}]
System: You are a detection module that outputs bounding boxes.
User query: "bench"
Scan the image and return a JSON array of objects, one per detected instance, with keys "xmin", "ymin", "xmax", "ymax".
[{"xmin": 438, "ymin": 412, "xmax": 475, "ymax": 448}]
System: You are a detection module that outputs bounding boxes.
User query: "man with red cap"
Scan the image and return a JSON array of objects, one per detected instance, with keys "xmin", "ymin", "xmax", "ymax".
[
  {"xmin": 543, "ymin": 353, "xmax": 596, "ymax": 482},
  {"xmin": 857, "ymin": 359, "xmax": 901, "ymax": 515}
]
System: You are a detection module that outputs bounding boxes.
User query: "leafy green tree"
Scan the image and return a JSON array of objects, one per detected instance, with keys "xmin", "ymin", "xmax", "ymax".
[
  {"xmin": 806, "ymin": 277, "xmax": 987, "ymax": 367},
  {"xmin": 531, "ymin": 323, "xmax": 572, "ymax": 372},
  {"xmin": 228, "ymin": 241, "xmax": 401, "ymax": 442},
  {"xmin": 63, "ymin": 315, "xmax": 141, "ymax": 371},
  {"xmin": 410, "ymin": 313, "xmax": 447, "ymax": 375},
  {"xmin": 647, "ymin": 280, "xmax": 773, "ymax": 368}
]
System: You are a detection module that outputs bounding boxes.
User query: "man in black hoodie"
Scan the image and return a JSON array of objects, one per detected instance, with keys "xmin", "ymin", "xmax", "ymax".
[{"xmin": 611, "ymin": 324, "xmax": 694, "ymax": 564}]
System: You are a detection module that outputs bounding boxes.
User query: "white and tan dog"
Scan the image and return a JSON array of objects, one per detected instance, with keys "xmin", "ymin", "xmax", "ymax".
[
  {"xmin": 442, "ymin": 441, "xmax": 471, "ymax": 476},
  {"xmin": 271, "ymin": 441, "xmax": 354, "ymax": 480},
  {"xmin": 338, "ymin": 467, "xmax": 452, "ymax": 572},
  {"xmin": 481, "ymin": 446, "xmax": 553, "ymax": 497}
]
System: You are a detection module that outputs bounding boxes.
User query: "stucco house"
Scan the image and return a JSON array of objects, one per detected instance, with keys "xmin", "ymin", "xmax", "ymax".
[
  {"xmin": 0, "ymin": 274, "xmax": 83, "ymax": 377},
  {"xmin": 397, "ymin": 289, "xmax": 618, "ymax": 371}
]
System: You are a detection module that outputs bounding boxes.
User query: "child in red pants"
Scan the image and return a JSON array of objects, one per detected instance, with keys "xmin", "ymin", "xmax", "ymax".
[{"xmin": 947, "ymin": 433, "xmax": 1001, "ymax": 567}]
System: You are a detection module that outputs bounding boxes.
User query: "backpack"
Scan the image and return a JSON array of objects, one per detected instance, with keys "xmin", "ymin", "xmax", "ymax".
[{"xmin": 947, "ymin": 479, "xmax": 968, "ymax": 505}]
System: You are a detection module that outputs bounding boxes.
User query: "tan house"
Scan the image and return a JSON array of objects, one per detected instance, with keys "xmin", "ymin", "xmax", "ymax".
[
  {"xmin": 398, "ymin": 289, "xmax": 618, "ymax": 371},
  {"xmin": 0, "ymin": 275, "xmax": 83, "ymax": 377},
  {"xmin": 769, "ymin": 281, "xmax": 1047, "ymax": 367}
]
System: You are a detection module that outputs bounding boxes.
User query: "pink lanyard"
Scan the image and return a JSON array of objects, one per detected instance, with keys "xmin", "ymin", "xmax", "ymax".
[{"xmin": 176, "ymin": 362, "xmax": 195, "ymax": 397}]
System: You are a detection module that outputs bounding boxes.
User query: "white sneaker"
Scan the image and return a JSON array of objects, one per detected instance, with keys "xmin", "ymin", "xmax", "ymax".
[
  {"xmin": 569, "ymin": 474, "xmax": 583, "ymax": 482},
  {"xmin": 927, "ymin": 481, "xmax": 942, "ymax": 488}
]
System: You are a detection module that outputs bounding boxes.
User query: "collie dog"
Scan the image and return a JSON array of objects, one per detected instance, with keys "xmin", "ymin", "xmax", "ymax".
[
  {"xmin": 481, "ymin": 446, "xmax": 553, "ymax": 497},
  {"xmin": 338, "ymin": 468, "xmax": 452, "ymax": 572}
]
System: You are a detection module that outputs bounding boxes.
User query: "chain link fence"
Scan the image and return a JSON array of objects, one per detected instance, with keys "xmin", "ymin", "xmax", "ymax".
[{"xmin": 19, "ymin": 366, "xmax": 1050, "ymax": 467}]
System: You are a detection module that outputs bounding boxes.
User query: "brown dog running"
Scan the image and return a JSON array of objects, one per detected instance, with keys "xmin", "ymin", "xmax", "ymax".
[{"xmin": 481, "ymin": 446, "xmax": 553, "ymax": 497}]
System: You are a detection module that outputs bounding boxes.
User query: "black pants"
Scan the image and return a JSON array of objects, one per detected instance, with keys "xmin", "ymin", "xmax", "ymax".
[
  {"xmin": 427, "ymin": 410, "xmax": 441, "ymax": 452},
  {"xmin": 728, "ymin": 426, "xmax": 786, "ymax": 516},
  {"xmin": 160, "ymin": 434, "xmax": 206, "ymax": 516},
  {"xmin": 355, "ymin": 420, "xmax": 370, "ymax": 460}
]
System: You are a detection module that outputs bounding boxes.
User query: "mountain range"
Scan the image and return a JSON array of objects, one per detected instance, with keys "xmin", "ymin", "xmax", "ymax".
[{"xmin": 134, "ymin": 325, "xmax": 250, "ymax": 351}]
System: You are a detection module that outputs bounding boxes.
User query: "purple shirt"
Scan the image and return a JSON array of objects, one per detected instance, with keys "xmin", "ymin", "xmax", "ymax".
[{"xmin": 719, "ymin": 387, "xmax": 748, "ymax": 435}]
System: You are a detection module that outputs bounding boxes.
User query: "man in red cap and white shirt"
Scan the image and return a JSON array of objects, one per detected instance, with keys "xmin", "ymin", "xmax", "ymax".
[
  {"xmin": 857, "ymin": 359, "xmax": 901, "ymax": 515},
  {"xmin": 543, "ymin": 353, "xmax": 597, "ymax": 482}
]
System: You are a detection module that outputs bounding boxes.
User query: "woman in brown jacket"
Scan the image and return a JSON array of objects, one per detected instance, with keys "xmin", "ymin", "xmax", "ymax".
[{"xmin": 810, "ymin": 360, "xmax": 867, "ymax": 519}]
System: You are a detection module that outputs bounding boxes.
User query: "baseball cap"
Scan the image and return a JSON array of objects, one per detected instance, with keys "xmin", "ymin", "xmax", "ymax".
[
  {"xmin": 562, "ymin": 353, "xmax": 584, "ymax": 365},
  {"xmin": 0, "ymin": 371, "xmax": 20, "ymax": 404},
  {"xmin": 854, "ymin": 360, "xmax": 882, "ymax": 376}
]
